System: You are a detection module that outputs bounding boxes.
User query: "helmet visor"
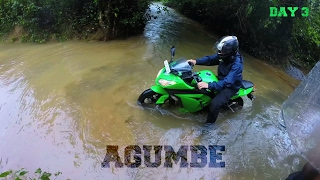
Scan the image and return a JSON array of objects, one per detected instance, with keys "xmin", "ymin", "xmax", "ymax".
[
  {"xmin": 213, "ymin": 36, "xmax": 235, "ymax": 58},
  {"xmin": 213, "ymin": 40, "xmax": 229, "ymax": 59},
  {"xmin": 212, "ymin": 41, "xmax": 220, "ymax": 54}
]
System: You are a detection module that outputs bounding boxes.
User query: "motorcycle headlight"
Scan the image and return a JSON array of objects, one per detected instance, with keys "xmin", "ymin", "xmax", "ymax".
[{"xmin": 158, "ymin": 79, "xmax": 176, "ymax": 86}]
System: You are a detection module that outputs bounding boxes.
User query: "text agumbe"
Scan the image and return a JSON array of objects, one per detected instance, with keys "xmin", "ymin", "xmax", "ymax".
[{"xmin": 101, "ymin": 145, "xmax": 226, "ymax": 168}]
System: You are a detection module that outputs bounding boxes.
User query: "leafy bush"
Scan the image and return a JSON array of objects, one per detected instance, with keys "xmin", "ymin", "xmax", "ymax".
[
  {"xmin": 0, "ymin": 168, "xmax": 61, "ymax": 180},
  {"xmin": 0, "ymin": 0, "xmax": 152, "ymax": 43}
]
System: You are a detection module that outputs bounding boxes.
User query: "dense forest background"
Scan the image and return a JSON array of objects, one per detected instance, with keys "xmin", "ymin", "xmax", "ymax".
[
  {"xmin": 162, "ymin": 0, "xmax": 320, "ymax": 72},
  {"xmin": 0, "ymin": 0, "xmax": 319, "ymax": 71},
  {"xmin": 0, "ymin": 0, "xmax": 152, "ymax": 42}
]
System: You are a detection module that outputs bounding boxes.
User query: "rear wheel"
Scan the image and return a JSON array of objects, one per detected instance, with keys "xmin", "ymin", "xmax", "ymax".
[
  {"xmin": 227, "ymin": 97, "xmax": 244, "ymax": 111},
  {"xmin": 137, "ymin": 89, "xmax": 161, "ymax": 106}
]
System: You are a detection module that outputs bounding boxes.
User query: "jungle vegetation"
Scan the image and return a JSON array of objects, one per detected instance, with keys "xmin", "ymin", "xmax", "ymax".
[
  {"xmin": 162, "ymin": 0, "xmax": 320, "ymax": 71},
  {"xmin": 0, "ymin": 0, "xmax": 152, "ymax": 43},
  {"xmin": 0, "ymin": 168, "xmax": 61, "ymax": 180},
  {"xmin": 0, "ymin": 0, "xmax": 319, "ymax": 70}
]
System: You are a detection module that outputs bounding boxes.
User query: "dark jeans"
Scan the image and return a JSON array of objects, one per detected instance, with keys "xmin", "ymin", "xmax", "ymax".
[{"xmin": 206, "ymin": 88, "xmax": 238, "ymax": 124}]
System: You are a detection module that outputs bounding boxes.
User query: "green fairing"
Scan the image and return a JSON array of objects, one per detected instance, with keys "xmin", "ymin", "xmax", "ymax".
[
  {"xmin": 232, "ymin": 87, "xmax": 254, "ymax": 100},
  {"xmin": 151, "ymin": 85, "xmax": 168, "ymax": 95},
  {"xmin": 150, "ymin": 85, "xmax": 169, "ymax": 104},
  {"xmin": 155, "ymin": 68, "xmax": 194, "ymax": 90},
  {"xmin": 156, "ymin": 95, "xmax": 170, "ymax": 104},
  {"xmin": 197, "ymin": 70, "xmax": 219, "ymax": 84},
  {"xmin": 175, "ymin": 94, "xmax": 212, "ymax": 113}
]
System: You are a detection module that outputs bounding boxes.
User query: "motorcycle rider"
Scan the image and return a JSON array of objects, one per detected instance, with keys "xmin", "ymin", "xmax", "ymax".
[{"xmin": 187, "ymin": 35, "xmax": 243, "ymax": 124}]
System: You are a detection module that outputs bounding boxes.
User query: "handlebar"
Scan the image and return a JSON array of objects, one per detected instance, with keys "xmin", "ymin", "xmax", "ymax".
[
  {"xmin": 200, "ymin": 88, "xmax": 209, "ymax": 94},
  {"xmin": 193, "ymin": 72, "xmax": 210, "ymax": 93},
  {"xmin": 192, "ymin": 72, "xmax": 201, "ymax": 82},
  {"xmin": 188, "ymin": 61, "xmax": 195, "ymax": 68}
]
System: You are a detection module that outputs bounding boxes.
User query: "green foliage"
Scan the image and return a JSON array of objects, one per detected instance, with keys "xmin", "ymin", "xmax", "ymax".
[
  {"xmin": 0, "ymin": 0, "xmax": 152, "ymax": 42},
  {"xmin": 94, "ymin": 0, "xmax": 152, "ymax": 40},
  {"xmin": 291, "ymin": 8, "xmax": 320, "ymax": 67},
  {"xmin": 164, "ymin": 0, "xmax": 320, "ymax": 70},
  {"xmin": 0, "ymin": 168, "xmax": 61, "ymax": 180},
  {"xmin": 0, "ymin": 0, "xmax": 74, "ymax": 42}
]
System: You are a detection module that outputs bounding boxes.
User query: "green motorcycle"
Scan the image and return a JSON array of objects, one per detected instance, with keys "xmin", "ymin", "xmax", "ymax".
[{"xmin": 137, "ymin": 46, "xmax": 255, "ymax": 113}]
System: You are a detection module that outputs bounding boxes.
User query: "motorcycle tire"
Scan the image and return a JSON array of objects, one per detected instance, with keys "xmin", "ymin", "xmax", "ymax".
[
  {"xmin": 137, "ymin": 89, "xmax": 160, "ymax": 105},
  {"xmin": 230, "ymin": 97, "xmax": 244, "ymax": 110}
]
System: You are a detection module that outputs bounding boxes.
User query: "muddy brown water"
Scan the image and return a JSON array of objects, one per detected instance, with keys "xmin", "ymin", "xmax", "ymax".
[{"xmin": 0, "ymin": 3, "xmax": 304, "ymax": 180}]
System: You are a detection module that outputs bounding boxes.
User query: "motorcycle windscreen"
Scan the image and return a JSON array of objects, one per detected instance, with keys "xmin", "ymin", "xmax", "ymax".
[
  {"xmin": 170, "ymin": 58, "xmax": 192, "ymax": 72},
  {"xmin": 280, "ymin": 61, "xmax": 320, "ymax": 171}
]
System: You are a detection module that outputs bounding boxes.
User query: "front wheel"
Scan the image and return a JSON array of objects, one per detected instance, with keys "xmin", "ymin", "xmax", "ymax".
[{"xmin": 137, "ymin": 89, "xmax": 161, "ymax": 106}]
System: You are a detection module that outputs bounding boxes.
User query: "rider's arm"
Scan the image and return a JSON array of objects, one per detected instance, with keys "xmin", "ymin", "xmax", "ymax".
[
  {"xmin": 208, "ymin": 61, "xmax": 243, "ymax": 91},
  {"xmin": 195, "ymin": 54, "xmax": 220, "ymax": 66}
]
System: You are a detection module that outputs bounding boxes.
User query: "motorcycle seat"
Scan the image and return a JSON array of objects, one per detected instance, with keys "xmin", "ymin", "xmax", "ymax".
[{"xmin": 241, "ymin": 80, "xmax": 254, "ymax": 89}]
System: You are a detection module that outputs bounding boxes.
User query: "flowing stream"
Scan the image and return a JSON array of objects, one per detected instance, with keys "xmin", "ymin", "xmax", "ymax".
[{"xmin": 0, "ymin": 3, "xmax": 304, "ymax": 180}]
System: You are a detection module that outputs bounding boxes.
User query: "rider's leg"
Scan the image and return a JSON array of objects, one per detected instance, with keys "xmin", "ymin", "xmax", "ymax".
[{"xmin": 206, "ymin": 88, "xmax": 238, "ymax": 124}]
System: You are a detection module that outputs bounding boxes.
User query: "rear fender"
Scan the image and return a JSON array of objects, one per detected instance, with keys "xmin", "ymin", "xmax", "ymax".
[{"xmin": 231, "ymin": 87, "xmax": 254, "ymax": 100}]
